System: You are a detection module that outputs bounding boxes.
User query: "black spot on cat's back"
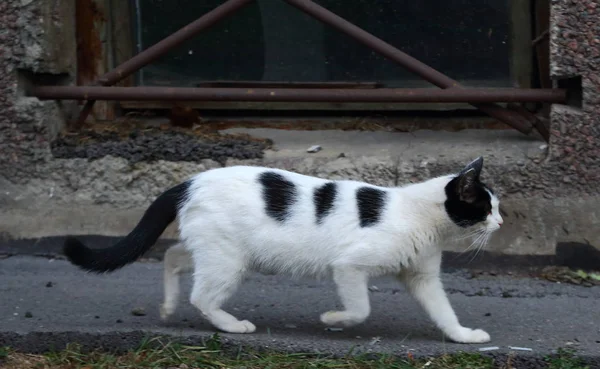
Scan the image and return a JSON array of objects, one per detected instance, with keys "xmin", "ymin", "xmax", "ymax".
[
  {"xmin": 356, "ymin": 187, "xmax": 387, "ymax": 227},
  {"xmin": 258, "ymin": 172, "xmax": 297, "ymax": 222},
  {"xmin": 314, "ymin": 182, "xmax": 337, "ymax": 224}
]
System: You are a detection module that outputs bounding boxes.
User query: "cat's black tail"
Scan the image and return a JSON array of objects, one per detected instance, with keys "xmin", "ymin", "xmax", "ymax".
[{"xmin": 63, "ymin": 180, "xmax": 191, "ymax": 273}]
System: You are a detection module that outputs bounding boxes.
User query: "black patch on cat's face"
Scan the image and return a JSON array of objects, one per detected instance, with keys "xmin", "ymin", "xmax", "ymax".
[
  {"xmin": 314, "ymin": 182, "xmax": 337, "ymax": 224},
  {"xmin": 444, "ymin": 157, "xmax": 493, "ymax": 228},
  {"xmin": 356, "ymin": 187, "xmax": 387, "ymax": 227},
  {"xmin": 444, "ymin": 178, "xmax": 492, "ymax": 227},
  {"xmin": 258, "ymin": 172, "xmax": 297, "ymax": 222}
]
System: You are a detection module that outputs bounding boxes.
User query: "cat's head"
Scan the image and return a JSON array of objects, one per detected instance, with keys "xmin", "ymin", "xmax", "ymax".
[{"xmin": 444, "ymin": 157, "xmax": 503, "ymax": 233}]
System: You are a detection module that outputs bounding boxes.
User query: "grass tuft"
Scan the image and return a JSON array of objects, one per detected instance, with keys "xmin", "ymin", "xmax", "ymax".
[
  {"xmin": 546, "ymin": 348, "xmax": 590, "ymax": 369},
  {"xmin": 0, "ymin": 339, "xmax": 592, "ymax": 369}
]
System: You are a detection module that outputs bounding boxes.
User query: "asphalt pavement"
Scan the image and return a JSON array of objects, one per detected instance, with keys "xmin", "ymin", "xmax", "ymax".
[{"xmin": 1, "ymin": 248, "xmax": 599, "ymax": 361}]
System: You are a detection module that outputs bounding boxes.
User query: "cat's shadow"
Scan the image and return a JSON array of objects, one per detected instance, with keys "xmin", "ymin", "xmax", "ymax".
[
  {"xmin": 160, "ymin": 311, "xmax": 438, "ymax": 343},
  {"xmin": 165, "ymin": 276, "xmax": 439, "ymax": 342}
]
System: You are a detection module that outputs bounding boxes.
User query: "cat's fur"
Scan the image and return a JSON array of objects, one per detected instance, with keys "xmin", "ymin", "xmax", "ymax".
[{"xmin": 64, "ymin": 157, "xmax": 503, "ymax": 343}]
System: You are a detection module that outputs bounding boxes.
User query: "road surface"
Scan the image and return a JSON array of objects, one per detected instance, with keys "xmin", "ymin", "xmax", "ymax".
[{"xmin": 1, "ymin": 250, "xmax": 599, "ymax": 361}]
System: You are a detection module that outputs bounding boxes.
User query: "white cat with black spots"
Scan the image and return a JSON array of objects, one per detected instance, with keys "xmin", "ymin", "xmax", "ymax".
[{"xmin": 64, "ymin": 157, "xmax": 503, "ymax": 343}]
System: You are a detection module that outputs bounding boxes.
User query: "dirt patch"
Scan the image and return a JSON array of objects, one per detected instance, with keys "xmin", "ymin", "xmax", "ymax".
[
  {"xmin": 463, "ymin": 266, "xmax": 600, "ymax": 288},
  {"xmin": 50, "ymin": 122, "xmax": 273, "ymax": 165},
  {"xmin": 198, "ymin": 116, "xmax": 510, "ymax": 132},
  {"xmin": 539, "ymin": 266, "xmax": 600, "ymax": 287}
]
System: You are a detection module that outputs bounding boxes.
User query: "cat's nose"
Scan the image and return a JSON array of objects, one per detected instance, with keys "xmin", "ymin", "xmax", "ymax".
[{"xmin": 497, "ymin": 219, "xmax": 503, "ymax": 227}]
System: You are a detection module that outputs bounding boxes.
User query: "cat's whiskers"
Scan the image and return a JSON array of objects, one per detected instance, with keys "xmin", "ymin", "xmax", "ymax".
[
  {"xmin": 470, "ymin": 235, "xmax": 489, "ymax": 262},
  {"xmin": 466, "ymin": 231, "xmax": 486, "ymax": 252},
  {"xmin": 459, "ymin": 229, "xmax": 488, "ymax": 259},
  {"xmin": 454, "ymin": 227, "xmax": 485, "ymax": 242},
  {"xmin": 469, "ymin": 230, "xmax": 492, "ymax": 262}
]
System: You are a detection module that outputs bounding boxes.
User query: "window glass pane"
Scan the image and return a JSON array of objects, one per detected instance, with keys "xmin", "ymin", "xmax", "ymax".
[{"xmin": 134, "ymin": 0, "xmax": 512, "ymax": 87}]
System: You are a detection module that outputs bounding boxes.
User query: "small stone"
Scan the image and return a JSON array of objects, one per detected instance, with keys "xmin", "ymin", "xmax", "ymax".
[
  {"xmin": 94, "ymin": 316, "xmax": 100, "ymax": 319},
  {"xmin": 24, "ymin": 311, "xmax": 33, "ymax": 318},
  {"xmin": 131, "ymin": 307, "xmax": 146, "ymax": 316},
  {"xmin": 485, "ymin": 313, "xmax": 492, "ymax": 317},
  {"xmin": 284, "ymin": 324, "xmax": 297, "ymax": 329},
  {"xmin": 116, "ymin": 319, "xmax": 123, "ymax": 323},
  {"xmin": 368, "ymin": 285, "xmax": 379, "ymax": 292},
  {"xmin": 45, "ymin": 282, "xmax": 53, "ymax": 287},
  {"xmin": 370, "ymin": 336, "xmax": 382, "ymax": 345},
  {"xmin": 306, "ymin": 145, "xmax": 322, "ymax": 153}
]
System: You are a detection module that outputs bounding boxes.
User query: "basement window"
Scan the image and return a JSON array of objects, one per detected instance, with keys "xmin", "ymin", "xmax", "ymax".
[{"xmin": 103, "ymin": 0, "xmax": 533, "ymax": 111}]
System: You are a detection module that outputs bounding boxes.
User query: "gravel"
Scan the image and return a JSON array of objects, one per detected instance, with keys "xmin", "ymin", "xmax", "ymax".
[{"xmin": 50, "ymin": 129, "xmax": 271, "ymax": 165}]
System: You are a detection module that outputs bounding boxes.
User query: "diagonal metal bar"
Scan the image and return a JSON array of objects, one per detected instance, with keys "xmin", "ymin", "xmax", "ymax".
[
  {"xmin": 75, "ymin": 0, "xmax": 255, "ymax": 128},
  {"xmin": 283, "ymin": 0, "xmax": 538, "ymax": 136}
]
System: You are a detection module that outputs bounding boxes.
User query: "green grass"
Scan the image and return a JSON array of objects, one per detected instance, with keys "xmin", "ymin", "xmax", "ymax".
[
  {"xmin": 0, "ymin": 346, "xmax": 9, "ymax": 359},
  {"xmin": 0, "ymin": 335, "xmax": 591, "ymax": 369},
  {"xmin": 546, "ymin": 348, "xmax": 590, "ymax": 369}
]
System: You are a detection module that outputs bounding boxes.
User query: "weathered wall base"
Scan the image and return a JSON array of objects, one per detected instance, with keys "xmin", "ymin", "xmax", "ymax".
[
  {"xmin": 2, "ymin": 196, "xmax": 597, "ymax": 256},
  {"xmin": 1, "ymin": 129, "xmax": 598, "ymax": 255}
]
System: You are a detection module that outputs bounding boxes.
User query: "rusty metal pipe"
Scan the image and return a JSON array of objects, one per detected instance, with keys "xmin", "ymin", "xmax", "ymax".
[
  {"xmin": 77, "ymin": 0, "xmax": 255, "ymax": 125},
  {"xmin": 282, "ymin": 0, "xmax": 537, "ymax": 135},
  {"xmin": 31, "ymin": 86, "xmax": 567, "ymax": 103}
]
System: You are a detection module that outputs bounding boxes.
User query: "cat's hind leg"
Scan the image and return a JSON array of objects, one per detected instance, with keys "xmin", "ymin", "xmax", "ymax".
[
  {"xmin": 188, "ymin": 247, "xmax": 255, "ymax": 334},
  {"xmin": 160, "ymin": 242, "xmax": 194, "ymax": 320},
  {"xmin": 321, "ymin": 266, "xmax": 371, "ymax": 327}
]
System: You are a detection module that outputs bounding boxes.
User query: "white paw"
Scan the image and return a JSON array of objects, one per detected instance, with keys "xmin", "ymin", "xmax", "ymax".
[
  {"xmin": 219, "ymin": 319, "xmax": 256, "ymax": 334},
  {"xmin": 160, "ymin": 304, "xmax": 174, "ymax": 320},
  {"xmin": 448, "ymin": 327, "xmax": 491, "ymax": 343},
  {"xmin": 320, "ymin": 311, "xmax": 365, "ymax": 327}
]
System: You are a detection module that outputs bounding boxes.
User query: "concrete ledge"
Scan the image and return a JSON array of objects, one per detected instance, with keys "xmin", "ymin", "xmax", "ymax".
[
  {"xmin": 1, "ymin": 129, "xmax": 598, "ymax": 255},
  {"xmin": 1, "ymin": 196, "xmax": 596, "ymax": 255}
]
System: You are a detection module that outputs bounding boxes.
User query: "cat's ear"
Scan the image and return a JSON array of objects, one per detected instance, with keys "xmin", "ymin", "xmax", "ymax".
[
  {"xmin": 459, "ymin": 156, "xmax": 484, "ymax": 178},
  {"xmin": 457, "ymin": 168, "xmax": 479, "ymax": 203}
]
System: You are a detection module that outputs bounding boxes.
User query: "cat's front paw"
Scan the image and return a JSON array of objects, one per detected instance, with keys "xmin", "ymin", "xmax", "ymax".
[{"xmin": 448, "ymin": 327, "xmax": 491, "ymax": 343}]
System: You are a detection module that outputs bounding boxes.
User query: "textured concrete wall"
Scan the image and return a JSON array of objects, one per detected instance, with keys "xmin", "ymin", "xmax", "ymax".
[
  {"xmin": 0, "ymin": 0, "xmax": 76, "ymax": 202},
  {"xmin": 548, "ymin": 0, "xmax": 600, "ymax": 191},
  {"xmin": 0, "ymin": 0, "xmax": 599, "ymax": 255}
]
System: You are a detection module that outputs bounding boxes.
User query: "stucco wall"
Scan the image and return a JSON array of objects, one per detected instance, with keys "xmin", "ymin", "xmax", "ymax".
[
  {"xmin": 548, "ymin": 0, "xmax": 600, "ymax": 192},
  {"xmin": 0, "ymin": 0, "xmax": 75, "ymax": 202}
]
